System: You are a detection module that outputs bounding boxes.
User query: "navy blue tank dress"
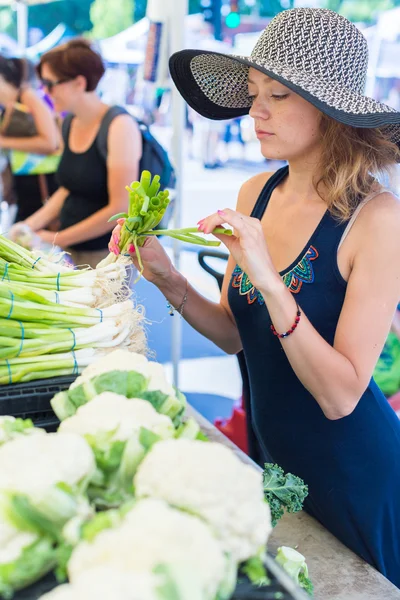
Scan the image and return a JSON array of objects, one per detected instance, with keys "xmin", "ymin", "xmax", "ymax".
[{"xmin": 228, "ymin": 166, "xmax": 400, "ymax": 587}]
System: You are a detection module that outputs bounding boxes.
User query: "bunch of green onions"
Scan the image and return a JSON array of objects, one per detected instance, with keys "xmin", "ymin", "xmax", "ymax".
[
  {"xmin": 98, "ymin": 170, "xmax": 232, "ymax": 278},
  {"xmin": 0, "ymin": 238, "xmax": 147, "ymax": 384}
]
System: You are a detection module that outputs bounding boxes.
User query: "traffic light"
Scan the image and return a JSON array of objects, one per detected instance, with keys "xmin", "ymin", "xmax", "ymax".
[{"xmin": 225, "ymin": 0, "xmax": 241, "ymax": 28}]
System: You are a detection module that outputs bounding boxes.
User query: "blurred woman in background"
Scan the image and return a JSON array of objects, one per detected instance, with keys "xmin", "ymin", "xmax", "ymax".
[
  {"xmin": 0, "ymin": 55, "xmax": 59, "ymax": 220},
  {"xmin": 17, "ymin": 39, "xmax": 142, "ymax": 268}
]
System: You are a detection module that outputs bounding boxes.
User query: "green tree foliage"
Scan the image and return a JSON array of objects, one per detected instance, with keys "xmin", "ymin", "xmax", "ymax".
[
  {"xmin": 0, "ymin": 0, "xmax": 93, "ymax": 40},
  {"xmin": 90, "ymin": 0, "xmax": 134, "ymax": 38}
]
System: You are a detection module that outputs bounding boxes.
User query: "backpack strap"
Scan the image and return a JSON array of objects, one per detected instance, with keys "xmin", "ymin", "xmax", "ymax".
[{"xmin": 96, "ymin": 105, "xmax": 129, "ymax": 163}]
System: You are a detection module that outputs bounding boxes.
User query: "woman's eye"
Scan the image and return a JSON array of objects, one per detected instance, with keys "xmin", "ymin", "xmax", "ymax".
[
  {"xmin": 248, "ymin": 94, "xmax": 255, "ymax": 103},
  {"xmin": 271, "ymin": 94, "xmax": 289, "ymax": 100}
]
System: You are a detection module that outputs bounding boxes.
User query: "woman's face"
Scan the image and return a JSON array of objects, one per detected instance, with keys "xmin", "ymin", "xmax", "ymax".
[
  {"xmin": 40, "ymin": 63, "xmax": 82, "ymax": 113},
  {"xmin": 248, "ymin": 67, "xmax": 322, "ymax": 162}
]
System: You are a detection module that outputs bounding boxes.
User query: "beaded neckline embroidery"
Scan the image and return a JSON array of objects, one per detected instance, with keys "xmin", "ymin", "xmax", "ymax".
[{"xmin": 231, "ymin": 245, "xmax": 319, "ymax": 304}]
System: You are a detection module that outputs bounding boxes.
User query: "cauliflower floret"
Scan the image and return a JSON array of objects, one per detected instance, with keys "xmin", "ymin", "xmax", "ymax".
[
  {"xmin": 68, "ymin": 499, "xmax": 233, "ymax": 600},
  {"xmin": 58, "ymin": 394, "xmax": 175, "ymax": 441},
  {"xmin": 39, "ymin": 568, "xmax": 160, "ymax": 600},
  {"xmin": 0, "ymin": 433, "xmax": 95, "ymax": 499},
  {"xmin": 134, "ymin": 439, "xmax": 272, "ymax": 563}
]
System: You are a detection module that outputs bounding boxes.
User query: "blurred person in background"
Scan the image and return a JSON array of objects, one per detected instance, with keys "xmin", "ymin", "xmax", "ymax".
[
  {"xmin": 14, "ymin": 39, "xmax": 142, "ymax": 268},
  {"xmin": 0, "ymin": 55, "xmax": 60, "ymax": 220}
]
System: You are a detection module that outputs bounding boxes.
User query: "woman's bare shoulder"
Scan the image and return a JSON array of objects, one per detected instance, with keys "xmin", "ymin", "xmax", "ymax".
[
  {"xmin": 352, "ymin": 189, "xmax": 400, "ymax": 255},
  {"xmin": 236, "ymin": 171, "xmax": 275, "ymax": 216}
]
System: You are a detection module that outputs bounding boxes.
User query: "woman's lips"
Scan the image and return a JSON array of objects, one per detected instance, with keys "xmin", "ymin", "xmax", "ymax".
[{"xmin": 256, "ymin": 130, "xmax": 274, "ymax": 139}]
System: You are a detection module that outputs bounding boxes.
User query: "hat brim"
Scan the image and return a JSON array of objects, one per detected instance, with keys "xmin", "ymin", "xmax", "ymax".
[{"xmin": 169, "ymin": 49, "xmax": 400, "ymax": 147}]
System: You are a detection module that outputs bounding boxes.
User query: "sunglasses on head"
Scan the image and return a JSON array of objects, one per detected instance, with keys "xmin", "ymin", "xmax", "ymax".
[{"xmin": 41, "ymin": 77, "xmax": 73, "ymax": 92}]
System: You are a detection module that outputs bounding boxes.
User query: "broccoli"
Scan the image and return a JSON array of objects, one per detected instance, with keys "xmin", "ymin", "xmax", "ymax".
[{"xmin": 263, "ymin": 463, "xmax": 308, "ymax": 527}]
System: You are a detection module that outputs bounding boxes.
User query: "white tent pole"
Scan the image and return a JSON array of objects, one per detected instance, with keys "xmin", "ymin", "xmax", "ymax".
[
  {"xmin": 169, "ymin": 0, "xmax": 187, "ymax": 387},
  {"xmin": 16, "ymin": 1, "xmax": 28, "ymax": 54}
]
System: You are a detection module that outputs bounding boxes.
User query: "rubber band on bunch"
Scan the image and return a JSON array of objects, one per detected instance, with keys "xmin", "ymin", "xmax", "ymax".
[
  {"xmin": 54, "ymin": 292, "xmax": 60, "ymax": 304},
  {"xmin": 16, "ymin": 321, "xmax": 25, "ymax": 357},
  {"xmin": 6, "ymin": 292, "xmax": 14, "ymax": 319},
  {"xmin": 97, "ymin": 309, "xmax": 103, "ymax": 323},
  {"xmin": 32, "ymin": 257, "xmax": 41, "ymax": 269},
  {"xmin": 68, "ymin": 328, "xmax": 77, "ymax": 352},
  {"xmin": 2, "ymin": 263, "xmax": 10, "ymax": 282},
  {"xmin": 71, "ymin": 350, "xmax": 79, "ymax": 375},
  {"xmin": 56, "ymin": 273, "xmax": 61, "ymax": 292}
]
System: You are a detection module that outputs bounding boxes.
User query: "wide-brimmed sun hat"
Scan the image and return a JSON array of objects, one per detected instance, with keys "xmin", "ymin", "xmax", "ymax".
[{"xmin": 169, "ymin": 8, "xmax": 400, "ymax": 148}]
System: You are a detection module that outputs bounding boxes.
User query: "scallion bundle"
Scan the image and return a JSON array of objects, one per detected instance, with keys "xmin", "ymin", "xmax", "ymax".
[
  {"xmin": 0, "ymin": 237, "xmax": 147, "ymax": 384},
  {"xmin": 98, "ymin": 170, "xmax": 232, "ymax": 278}
]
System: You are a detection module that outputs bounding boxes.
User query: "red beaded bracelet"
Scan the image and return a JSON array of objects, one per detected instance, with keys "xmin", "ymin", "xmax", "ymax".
[{"xmin": 270, "ymin": 303, "xmax": 301, "ymax": 339}]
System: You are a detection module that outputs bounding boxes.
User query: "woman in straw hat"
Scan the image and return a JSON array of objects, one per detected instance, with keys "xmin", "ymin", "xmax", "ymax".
[{"xmin": 110, "ymin": 8, "xmax": 400, "ymax": 584}]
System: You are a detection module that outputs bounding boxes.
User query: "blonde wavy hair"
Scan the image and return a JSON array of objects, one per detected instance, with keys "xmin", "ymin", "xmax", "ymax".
[{"xmin": 315, "ymin": 114, "xmax": 400, "ymax": 222}]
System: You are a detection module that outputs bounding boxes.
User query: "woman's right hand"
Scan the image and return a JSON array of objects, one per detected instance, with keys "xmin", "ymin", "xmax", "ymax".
[{"xmin": 109, "ymin": 220, "xmax": 174, "ymax": 285}]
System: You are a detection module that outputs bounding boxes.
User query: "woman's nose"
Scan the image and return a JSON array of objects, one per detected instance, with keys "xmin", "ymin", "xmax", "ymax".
[{"xmin": 249, "ymin": 98, "xmax": 271, "ymax": 120}]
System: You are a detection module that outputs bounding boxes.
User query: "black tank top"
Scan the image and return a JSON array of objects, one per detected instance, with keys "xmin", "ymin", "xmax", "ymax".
[
  {"xmin": 228, "ymin": 166, "xmax": 400, "ymax": 587},
  {"xmin": 57, "ymin": 111, "xmax": 111, "ymax": 251}
]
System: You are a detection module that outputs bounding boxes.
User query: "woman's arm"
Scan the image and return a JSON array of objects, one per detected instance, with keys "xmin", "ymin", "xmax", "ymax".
[
  {"xmin": 0, "ymin": 89, "xmax": 58, "ymax": 154},
  {"xmin": 25, "ymin": 186, "xmax": 69, "ymax": 231},
  {"xmin": 202, "ymin": 192, "xmax": 400, "ymax": 420},
  {"xmin": 47, "ymin": 115, "xmax": 142, "ymax": 248},
  {"xmin": 156, "ymin": 251, "xmax": 242, "ymax": 354}
]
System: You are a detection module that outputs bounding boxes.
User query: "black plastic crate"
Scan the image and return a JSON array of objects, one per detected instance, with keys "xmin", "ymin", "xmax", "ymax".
[
  {"xmin": 13, "ymin": 555, "xmax": 309, "ymax": 600},
  {"xmin": 0, "ymin": 375, "xmax": 78, "ymax": 432}
]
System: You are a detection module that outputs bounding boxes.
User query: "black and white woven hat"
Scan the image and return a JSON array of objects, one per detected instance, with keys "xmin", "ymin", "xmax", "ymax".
[{"xmin": 169, "ymin": 8, "xmax": 400, "ymax": 147}]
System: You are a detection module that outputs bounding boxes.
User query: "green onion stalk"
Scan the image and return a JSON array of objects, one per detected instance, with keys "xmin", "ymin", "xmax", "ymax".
[{"xmin": 97, "ymin": 170, "xmax": 232, "ymax": 279}]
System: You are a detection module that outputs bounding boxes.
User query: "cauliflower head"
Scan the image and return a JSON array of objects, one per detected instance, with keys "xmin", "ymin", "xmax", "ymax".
[
  {"xmin": 70, "ymin": 351, "xmax": 176, "ymax": 399},
  {"xmin": 0, "ymin": 432, "xmax": 95, "ymax": 500},
  {"xmin": 70, "ymin": 350, "xmax": 148, "ymax": 389},
  {"xmin": 134, "ymin": 439, "xmax": 272, "ymax": 563},
  {"xmin": 68, "ymin": 498, "xmax": 234, "ymax": 600},
  {"xmin": 58, "ymin": 394, "xmax": 175, "ymax": 441}
]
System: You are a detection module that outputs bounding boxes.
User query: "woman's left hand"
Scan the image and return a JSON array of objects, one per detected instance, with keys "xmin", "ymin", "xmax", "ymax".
[{"xmin": 199, "ymin": 208, "xmax": 282, "ymax": 293}]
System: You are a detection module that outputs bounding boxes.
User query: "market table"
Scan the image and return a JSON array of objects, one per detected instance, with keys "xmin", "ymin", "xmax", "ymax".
[{"xmin": 187, "ymin": 406, "xmax": 400, "ymax": 600}]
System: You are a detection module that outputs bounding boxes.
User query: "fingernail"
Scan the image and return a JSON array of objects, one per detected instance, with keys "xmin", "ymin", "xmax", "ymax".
[
  {"xmin": 217, "ymin": 210, "xmax": 225, "ymax": 216},
  {"xmin": 198, "ymin": 224, "xmax": 204, "ymax": 232},
  {"xmin": 197, "ymin": 219, "xmax": 204, "ymax": 225},
  {"xmin": 128, "ymin": 244, "xmax": 135, "ymax": 253}
]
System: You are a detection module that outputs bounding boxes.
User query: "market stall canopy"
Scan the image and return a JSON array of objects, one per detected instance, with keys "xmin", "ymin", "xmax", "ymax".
[{"xmin": 99, "ymin": 14, "xmax": 219, "ymax": 66}]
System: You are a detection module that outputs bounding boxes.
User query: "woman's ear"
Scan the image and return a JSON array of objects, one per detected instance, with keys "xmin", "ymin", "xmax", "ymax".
[{"xmin": 75, "ymin": 74, "xmax": 87, "ymax": 92}]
